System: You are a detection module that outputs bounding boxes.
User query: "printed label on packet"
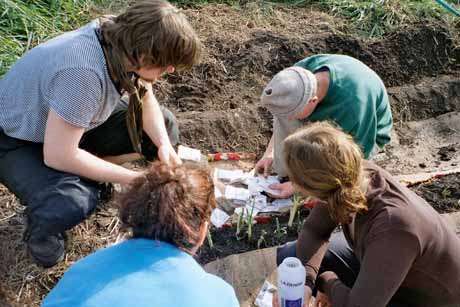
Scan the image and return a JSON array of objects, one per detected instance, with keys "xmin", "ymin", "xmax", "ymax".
[{"xmin": 178, "ymin": 145, "xmax": 202, "ymax": 162}]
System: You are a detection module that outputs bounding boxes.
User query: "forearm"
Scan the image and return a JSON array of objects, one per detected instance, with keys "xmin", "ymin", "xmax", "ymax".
[
  {"xmin": 142, "ymin": 89, "xmax": 172, "ymax": 147},
  {"xmin": 296, "ymin": 204, "xmax": 337, "ymax": 288},
  {"xmin": 263, "ymin": 134, "xmax": 275, "ymax": 158},
  {"xmin": 45, "ymin": 148, "xmax": 141, "ymax": 184}
]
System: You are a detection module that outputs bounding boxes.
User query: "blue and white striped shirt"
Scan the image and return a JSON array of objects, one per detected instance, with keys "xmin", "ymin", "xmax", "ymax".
[{"xmin": 0, "ymin": 20, "xmax": 121, "ymax": 143}]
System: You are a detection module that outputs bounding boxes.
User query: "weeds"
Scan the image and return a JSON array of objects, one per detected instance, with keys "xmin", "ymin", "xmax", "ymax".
[
  {"xmin": 176, "ymin": 0, "xmax": 458, "ymax": 38},
  {"xmin": 266, "ymin": 0, "xmax": 458, "ymax": 37},
  {"xmin": 0, "ymin": 0, "xmax": 111, "ymax": 76}
]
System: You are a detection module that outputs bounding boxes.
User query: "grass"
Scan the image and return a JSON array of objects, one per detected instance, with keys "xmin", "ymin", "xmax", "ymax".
[
  {"xmin": 0, "ymin": 0, "xmax": 110, "ymax": 76},
  {"xmin": 170, "ymin": 0, "xmax": 458, "ymax": 37},
  {"xmin": 292, "ymin": 0, "xmax": 460, "ymax": 37},
  {"xmin": 1, "ymin": 0, "xmax": 458, "ymax": 76}
]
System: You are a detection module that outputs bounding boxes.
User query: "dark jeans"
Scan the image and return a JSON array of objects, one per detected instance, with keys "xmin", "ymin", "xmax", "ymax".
[
  {"xmin": 276, "ymin": 231, "xmax": 406, "ymax": 307},
  {"xmin": 0, "ymin": 104, "xmax": 179, "ymax": 240}
]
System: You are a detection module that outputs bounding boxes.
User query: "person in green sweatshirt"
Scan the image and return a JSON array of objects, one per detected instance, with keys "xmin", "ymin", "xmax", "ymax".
[{"xmin": 255, "ymin": 54, "xmax": 393, "ymax": 199}]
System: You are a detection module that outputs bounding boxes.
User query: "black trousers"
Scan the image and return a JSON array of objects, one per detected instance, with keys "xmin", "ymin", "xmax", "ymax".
[
  {"xmin": 276, "ymin": 231, "xmax": 406, "ymax": 307},
  {"xmin": 0, "ymin": 104, "xmax": 179, "ymax": 240}
]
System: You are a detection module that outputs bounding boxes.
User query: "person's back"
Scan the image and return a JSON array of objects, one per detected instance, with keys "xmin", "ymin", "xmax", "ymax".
[
  {"xmin": 363, "ymin": 163, "xmax": 460, "ymax": 305},
  {"xmin": 42, "ymin": 162, "xmax": 239, "ymax": 307},
  {"xmin": 296, "ymin": 54, "xmax": 392, "ymax": 155},
  {"xmin": 42, "ymin": 239, "xmax": 238, "ymax": 307}
]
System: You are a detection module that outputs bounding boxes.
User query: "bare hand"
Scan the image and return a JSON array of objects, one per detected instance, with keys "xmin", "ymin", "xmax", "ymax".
[
  {"xmin": 272, "ymin": 286, "xmax": 312, "ymax": 307},
  {"xmin": 268, "ymin": 181, "xmax": 294, "ymax": 199},
  {"xmin": 255, "ymin": 157, "xmax": 273, "ymax": 177},
  {"xmin": 138, "ymin": 78, "xmax": 153, "ymax": 91},
  {"xmin": 315, "ymin": 291, "xmax": 331, "ymax": 307},
  {"xmin": 158, "ymin": 144, "xmax": 182, "ymax": 166}
]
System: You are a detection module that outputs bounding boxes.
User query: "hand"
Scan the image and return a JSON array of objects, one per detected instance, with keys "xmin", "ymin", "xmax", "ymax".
[
  {"xmin": 138, "ymin": 78, "xmax": 153, "ymax": 91},
  {"xmin": 268, "ymin": 181, "xmax": 294, "ymax": 199},
  {"xmin": 255, "ymin": 157, "xmax": 273, "ymax": 177},
  {"xmin": 315, "ymin": 291, "xmax": 331, "ymax": 307},
  {"xmin": 158, "ymin": 144, "xmax": 182, "ymax": 166},
  {"xmin": 272, "ymin": 286, "xmax": 312, "ymax": 307}
]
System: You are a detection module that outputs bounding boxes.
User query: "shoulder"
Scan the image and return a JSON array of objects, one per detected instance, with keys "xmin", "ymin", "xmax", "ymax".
[
  {"xmin": 294, "ymin": 54, "xmax": 330, "ymax": 71},
  {"xmin": 202, "ymin": 273, "xmax": 239, "ymax": 306},
  {"xmin": 43, "ymin": 22, "xmax": 106, "ymax": 78}
]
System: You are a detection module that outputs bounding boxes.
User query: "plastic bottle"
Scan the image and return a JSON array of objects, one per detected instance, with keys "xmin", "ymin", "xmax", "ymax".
[{"xmin": 277, "ymin": 257, "xmax": 306, "ymax": 307}]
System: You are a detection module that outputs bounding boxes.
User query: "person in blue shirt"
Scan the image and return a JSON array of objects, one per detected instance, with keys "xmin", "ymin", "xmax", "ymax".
[{"xmin": 42, "ymin": 162, "xmax": 240, "ymax": 307}]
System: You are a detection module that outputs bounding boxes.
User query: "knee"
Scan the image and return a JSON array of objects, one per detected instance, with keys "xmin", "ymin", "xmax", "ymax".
[
  {"xmin": 276, "ymin": 240, "xmax": 297, "ymax": 266},
  {"xmin": 27, "ymin": 177, "xmax": 100, "ymax": 234},
  {"xmin": 161, "ymin": 107, "xmax": 180, "ymax": 146}
]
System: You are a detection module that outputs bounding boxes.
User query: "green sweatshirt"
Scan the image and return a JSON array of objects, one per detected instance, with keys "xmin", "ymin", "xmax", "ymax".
[{"xmin": 295, "ymin": 54, "xmax": 393, "ymax": 158}]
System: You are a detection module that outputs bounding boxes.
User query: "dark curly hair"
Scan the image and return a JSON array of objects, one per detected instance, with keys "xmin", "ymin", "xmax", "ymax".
[{"xmin": 118, "ymin": 161, "xmax": 215, "ymax": 252}]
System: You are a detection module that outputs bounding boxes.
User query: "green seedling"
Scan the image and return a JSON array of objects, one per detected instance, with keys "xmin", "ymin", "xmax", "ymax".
[
  {"xmin": 274, "ymin": 217, "xmax": 287, "ymax": 242},
  {"xmin": 257, "ymin": 230, "xmax": 268, "ymax": 249},
  {"xmin": 442, "ymin": 188, "xmax": 452, "ymax": 199},
  {"xmin": 246, "ymin": 197, "xmax": 256, "ymax": 242},
  {"xmin": 236, "ymin": 208, "xmax": 245, "ymax": 239},
  {"xmin": 206, "ymin": 230, "xmax": 214, "ymax": 250},
  {"xmin": 288, "ymin": 193, "xmax": 303, "ymax": 228}
]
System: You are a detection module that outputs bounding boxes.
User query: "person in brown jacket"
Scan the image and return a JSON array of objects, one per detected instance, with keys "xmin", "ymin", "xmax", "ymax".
[{"xmin": 276, "ymin": 121, "xmax": 460, "ymax": 307}]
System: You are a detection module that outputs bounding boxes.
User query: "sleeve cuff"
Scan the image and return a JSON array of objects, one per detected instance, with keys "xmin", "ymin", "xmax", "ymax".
[{"xmin": 317, "ymin": 271, "xmax": 339, "ymax": 294}]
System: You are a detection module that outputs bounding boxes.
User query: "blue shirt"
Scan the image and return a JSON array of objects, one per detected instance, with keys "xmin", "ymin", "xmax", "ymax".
[{"xmin": 42, "ymin": 239, "xmax": 239, "ymax": 307}]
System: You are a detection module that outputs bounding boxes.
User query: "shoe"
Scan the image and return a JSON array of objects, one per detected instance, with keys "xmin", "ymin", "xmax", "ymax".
[{"xmin": 27, "ymin": 233, "xmax": 65, "ymax": 268}]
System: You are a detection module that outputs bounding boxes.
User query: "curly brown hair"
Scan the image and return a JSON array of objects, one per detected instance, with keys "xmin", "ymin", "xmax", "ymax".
[{"xmin": 118, "ymin": 162, "xmax": 215, "ymax": 252}]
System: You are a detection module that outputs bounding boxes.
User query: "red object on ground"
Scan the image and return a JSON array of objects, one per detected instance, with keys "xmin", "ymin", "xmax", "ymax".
[
  {"xmin": 303, "ymin": 198, "xmax": 321, "ymax": 209},
  {"xmin": 207, "ymin": 152, "xmax": 256, "ymax": 162},
  {"xmin": 254, "ymin": 215, "xmax": 272, "ymax": 224}
]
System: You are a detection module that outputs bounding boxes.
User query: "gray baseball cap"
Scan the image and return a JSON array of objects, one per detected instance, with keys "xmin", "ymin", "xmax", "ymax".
[{"xmin": 261, "ymin": 66, "xmax": 317, "ymax": 118}]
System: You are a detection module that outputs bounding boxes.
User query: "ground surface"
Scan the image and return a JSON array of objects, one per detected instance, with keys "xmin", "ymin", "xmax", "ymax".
[
  {"xmin": 0, "ymin": 4, "xmax": 459, "ymax": 306},
  {"xmin": 198, "ymin": 172, "xmax": 460, "ymax": 264}
]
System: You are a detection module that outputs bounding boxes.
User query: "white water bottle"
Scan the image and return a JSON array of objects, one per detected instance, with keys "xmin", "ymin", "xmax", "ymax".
[{"xmin": 277, "ymin": 257, "xmax": 306, "ymax": 307}]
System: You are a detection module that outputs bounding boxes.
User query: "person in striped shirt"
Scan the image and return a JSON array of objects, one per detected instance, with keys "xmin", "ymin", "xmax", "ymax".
[{"xmin": 0, "ymin": 0, "xmax": 201, "ymax": 267}]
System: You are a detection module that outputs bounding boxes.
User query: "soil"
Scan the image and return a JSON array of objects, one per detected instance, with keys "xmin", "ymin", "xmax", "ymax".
[
  {"xmin": 0, "ymin": 4, "xmax": 459, "ymax": 306},
  {"xmin": 199, "ymin": 172, "xmax": 460, "ymax": 265},
  {"xmin": 154, "ymin": 10, "xmax": 460, "ymax": 176},
  {"xmin": 197, "ymin": 208, "xmax": 310, "ymax": 264},
  {"xmin": 411, "ymin": 173, "xmax": 460, "ymax": 214}
]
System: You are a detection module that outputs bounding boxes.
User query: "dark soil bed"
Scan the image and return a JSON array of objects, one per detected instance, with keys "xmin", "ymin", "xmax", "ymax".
[
  {"xmin": 197, "ymin": 207, "xmax": 310, "ymax": 264},
  {"xmin": 410, "ymin": 173, "xmax": 460, "ymax": 214},
  {"xmin": 199, "ymin": 173, "xmax": 460, "ymax": 264}
]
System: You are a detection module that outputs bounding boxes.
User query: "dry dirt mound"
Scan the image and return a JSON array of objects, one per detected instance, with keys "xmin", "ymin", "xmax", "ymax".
[
  {"xmin": 0, "ymin": 4, "xmax": 459, "ymax": 307},
  {"xmin": 154, "ymin": 8, "xmax": 459, "ymax": 156}
]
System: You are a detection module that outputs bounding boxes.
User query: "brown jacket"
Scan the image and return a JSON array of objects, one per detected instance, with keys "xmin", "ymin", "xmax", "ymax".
[{"xmin": 297, "ymin": 162, "xmax": 460, "ymax": 307}]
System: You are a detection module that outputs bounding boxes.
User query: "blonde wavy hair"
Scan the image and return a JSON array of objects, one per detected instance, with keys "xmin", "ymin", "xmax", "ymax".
[{"xmin": 283, "ymin": 122, "xmax": 368, "ymax": 224}]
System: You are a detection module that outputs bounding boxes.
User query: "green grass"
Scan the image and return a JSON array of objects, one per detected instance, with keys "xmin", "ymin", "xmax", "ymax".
[
  {"xmin": 170, "ymin": 0, "xmax": 458, "ymax": 37},
  {"xmin": 1, "ymin": 0, "xmax": 458, "ymax": 76},
  {"xmin": 290, "ymin": 0, "xmax": 460, "ymax": 37},
  {"xmin": 0, "ymin": 0, "xmax": 110, "ymax": 76}
]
